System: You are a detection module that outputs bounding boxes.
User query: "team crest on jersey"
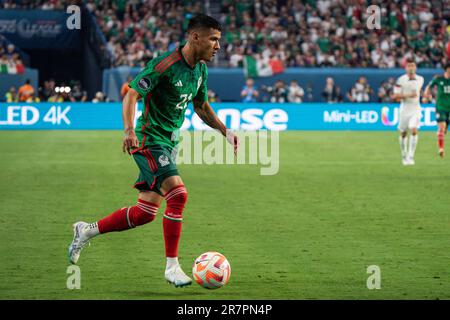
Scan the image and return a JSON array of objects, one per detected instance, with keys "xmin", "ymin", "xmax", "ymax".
[
  {"xmin": 158, "ymin": 155, "xmax": 170, "ymax": 167},
  {"xmin": 197, "ymin": 76, "xmax": 202, "ymax": 90},
  {"xmin": 138, "ymin": 78, "xmax": 151, "ymax": 90}
]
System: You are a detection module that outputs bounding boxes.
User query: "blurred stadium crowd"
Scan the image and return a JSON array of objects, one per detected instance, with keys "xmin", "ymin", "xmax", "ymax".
[
  {"xmin": 238, "ymin": 75, "xmax": 408, "ymax": 103},
  {"xmin": 5, "ymin": 73, "xmax": 414, "ymax": 104},
  {"xmin": 6, "ymin": 0, "xmax": 446, "ymax": 68},
  {"xmin": 0, "ymin": 0, "xmax": 73, "ymax": 9},
  {"xmin": 1, "ymin": 0, "xmax": 449, "ymax": 103},
  {"xmin": 83, "ymin": 0, "xmax": 448, "ymax": 69},
  {"xmin": 0, "ymin": 36, "xmax": 25, "ymax": 75},
  {"xmin": 5, "ymin": 78, "xmax": 93, "ymax": 103}
]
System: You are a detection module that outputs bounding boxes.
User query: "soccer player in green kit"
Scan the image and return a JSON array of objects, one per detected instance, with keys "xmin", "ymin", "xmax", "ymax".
[
  {"xmin": 68, "ymin": 14, "xmax": 239, "ymax": 287},
  {"xmin": 424, "ymin": 62, "xmax": 450, "ymax": 158}
]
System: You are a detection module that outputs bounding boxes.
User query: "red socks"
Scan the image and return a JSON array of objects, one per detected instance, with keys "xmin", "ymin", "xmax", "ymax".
[
  {"xmin": 163, "ymin": 185, "xmax": 188, "ymax": 258},
  {"xmin": 96, "ymin": 186, "xmax": 188, "ymax": 259},
  {"xmin": 98, "ymin": 199, "xmax": 159, "ymax": 233},
  {"xmin": 438, "ymin": 131, "xmax": 445, "ymax": 149}
]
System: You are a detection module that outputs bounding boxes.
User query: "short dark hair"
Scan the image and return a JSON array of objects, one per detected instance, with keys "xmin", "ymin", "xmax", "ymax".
[
  {"xmin": 444, "ymin": 62, "xmax": 450, "ymax": 70},
  {"xmin": 406, "ymin": 58, "xmax": 415, "ymax": 64},
  {"xmin": 187, "ymin": 14, "xmax": 221, "ymax": 33}
]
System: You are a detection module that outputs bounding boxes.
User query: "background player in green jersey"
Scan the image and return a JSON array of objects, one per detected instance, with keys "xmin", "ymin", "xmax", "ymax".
[
  {"xmin": 424, "ymin": 62, "xmax": 450, "ymax": 158},
  {"xmin": 68, "ymin": 15, "xmax": 239, "ymax": 287}
]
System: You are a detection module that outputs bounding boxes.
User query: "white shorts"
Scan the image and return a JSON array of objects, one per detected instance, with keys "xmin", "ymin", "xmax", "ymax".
[{"xmin": 397, "ymin": 112, "xmax": 421, "ymax": 132}]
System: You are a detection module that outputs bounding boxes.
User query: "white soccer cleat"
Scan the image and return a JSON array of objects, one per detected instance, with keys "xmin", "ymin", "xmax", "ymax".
[
  {"xmin": 403, "ymin": 157, "xmax": 414, "ymax": 166},
  {"xmin": 165, "ymin": 265, "xmax": 192, "ymax": 287},
  {"xmin": 68, "ymin": 221, "xmax": 90, "ymax": 264}
]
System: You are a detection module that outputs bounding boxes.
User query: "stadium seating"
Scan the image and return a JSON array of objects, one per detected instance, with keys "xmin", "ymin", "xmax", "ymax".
[
  {"xmin": 1, "ymin": 0, "xmax": 449, "ymax": 102},
  {"xmin": 89, "ymin": 0, "xmax": 449, "ymax": 69}
]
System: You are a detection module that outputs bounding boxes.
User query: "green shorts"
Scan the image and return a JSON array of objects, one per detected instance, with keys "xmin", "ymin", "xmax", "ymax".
[
  {"xmin": 435, "ymin": 109, "xmax": 450, "ymax": 124},
  {"xmin": 131, "ymin": 145, "xmax": 179, "ymax": 196}
]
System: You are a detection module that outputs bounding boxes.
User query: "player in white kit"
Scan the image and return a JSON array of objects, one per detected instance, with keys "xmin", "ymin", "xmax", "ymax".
[{"xmin": 391, "ymin": 58, "xmax": 424, "ymax": 165}]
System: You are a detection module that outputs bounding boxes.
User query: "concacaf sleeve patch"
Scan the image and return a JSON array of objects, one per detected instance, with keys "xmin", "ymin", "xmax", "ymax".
[{"xmin": 138, "ymin": 78, "xmax": 151, "ymax": 90}]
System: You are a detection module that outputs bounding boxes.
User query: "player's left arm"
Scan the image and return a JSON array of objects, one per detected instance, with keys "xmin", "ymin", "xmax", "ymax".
[
  {"xmin": 193, "ymin": 98, "xmax": 225, "ymax": 134},
  {"xmin": 193, "ymin": 98, "xmax": 239, "ymax": 155},
  {"xmin": 192, "ymin": 64, "xmax": 239, "ymax": 155}
]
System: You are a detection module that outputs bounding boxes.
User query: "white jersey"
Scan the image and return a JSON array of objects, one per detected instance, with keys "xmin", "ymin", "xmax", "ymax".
[{"xmin": 393, "ymin": 74, "xmax": 424, "ymax": 116}]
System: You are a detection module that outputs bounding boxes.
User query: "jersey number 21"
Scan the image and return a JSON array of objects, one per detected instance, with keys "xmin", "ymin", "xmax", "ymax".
[{"xmin": 176, "ymin": 93, "xmax": 193, "ymax": 110}]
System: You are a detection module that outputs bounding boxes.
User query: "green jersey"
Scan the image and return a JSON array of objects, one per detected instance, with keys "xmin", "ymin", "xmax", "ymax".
[
  {"xmin": 129, "ymin": 46, "xmax": 208, "ymax": 150},
  {"xmin": 428, "ymin": 75, "xmax": 450, "ymax": 111}
]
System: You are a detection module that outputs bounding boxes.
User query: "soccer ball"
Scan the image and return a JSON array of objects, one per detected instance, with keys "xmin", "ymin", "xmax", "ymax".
[{"xmin": 192, "ymin": 252, "xmax": 231, "ymax": 289}]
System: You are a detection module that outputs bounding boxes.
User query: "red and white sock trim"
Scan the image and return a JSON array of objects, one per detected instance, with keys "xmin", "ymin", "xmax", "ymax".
[
  {"xmin": 163, "ymin": 185, "xmax": 187, "ymax": 222},
  {"xmin": 165, "ymin": 185, "xmax": 187, "ymax": 202},
  {"xmin": 125, "ymin": 207, "xmax": 134, "ymax": 228},
  {"xmin": 163, "ymin": 213, "xmax": 183, "ymax": 221},
  {"xmin": 137, "ymin": 201, "xmax": 158, "ymax": 215}
]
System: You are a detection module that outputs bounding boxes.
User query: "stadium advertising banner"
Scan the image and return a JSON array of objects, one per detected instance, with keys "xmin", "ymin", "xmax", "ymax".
[
  {"xmin": 0, "ymin": 102, "xmax": 437, "ymax": 131},
  {"xmin": 0, "ymin": 10, "xmax": 80, "ymax": 49}
]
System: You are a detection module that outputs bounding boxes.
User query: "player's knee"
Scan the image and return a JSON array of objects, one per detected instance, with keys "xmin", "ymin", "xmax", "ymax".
[
  {"xmin": 164, "ymin": 185, "xmax": 188, "ymax": 212},
  {"xmin": 129, "ymin": 199, "xmax": 159, "ymax": 227}
]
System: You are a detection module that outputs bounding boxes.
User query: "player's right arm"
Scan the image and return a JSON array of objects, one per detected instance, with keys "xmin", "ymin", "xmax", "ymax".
[
  {"xmin": 122, "ymin": 58, "xmax": 164, "ymax": 154},
  {"xmin": 122, "ymin": 88, "xmax": 140, "ymax": 154}
]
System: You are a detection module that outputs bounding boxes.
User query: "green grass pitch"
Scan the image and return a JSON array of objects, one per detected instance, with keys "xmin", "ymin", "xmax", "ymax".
[{"xmin": 1, "ymin": 130, "xmax": 449, "ymax": 300}]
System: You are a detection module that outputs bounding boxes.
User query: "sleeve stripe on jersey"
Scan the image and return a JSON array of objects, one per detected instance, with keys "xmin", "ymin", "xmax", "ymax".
[
  {"xmin": 155, "ymin": 51, "xmax": 181, "ymax": 74},
  {"xmin": 155, "ymin": 55, "xmax": 180, "ymax": 74},
  {"xmin": 154, "ymin": 52, "xmax": 177, "ymax": 71}
]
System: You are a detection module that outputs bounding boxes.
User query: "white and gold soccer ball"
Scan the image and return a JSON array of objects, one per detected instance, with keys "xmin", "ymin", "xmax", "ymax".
[{"xmin": 192, "ymin": 252, "xmax": 231, "ymax": 289}]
